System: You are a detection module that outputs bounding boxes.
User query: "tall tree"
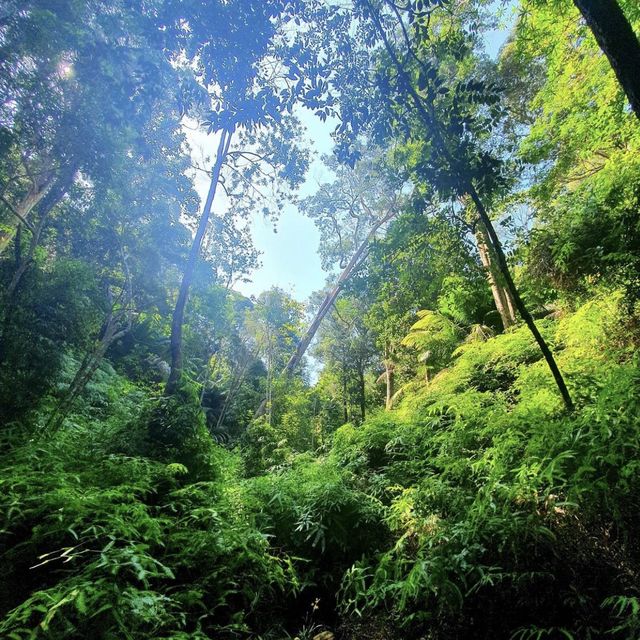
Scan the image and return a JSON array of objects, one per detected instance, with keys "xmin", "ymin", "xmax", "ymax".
[
  {"xmin": 166, "ymin": 130, "xmax": 232, "ymax": 394},
  {"xmin": 325, "ymin": 0, "xmax": 574, "ymax": 410},
  {"xmin": 282, "ymin": 150, "xmax": 403, "ymax": 376},
  {"xmin": 572, "ymin": 0, "xmax": 640, "ymax": 119},
  {"xmin": 474, "ymin": 222, "xmax": 516, "ymax": 329},
  {"xmin": 163, "ymin": 0, "xmax": 331, "ymax": 393}
]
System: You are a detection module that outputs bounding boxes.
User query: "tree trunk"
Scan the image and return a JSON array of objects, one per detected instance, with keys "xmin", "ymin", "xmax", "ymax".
[
  {"xmin": 504, "ymin": 286, "xmax": 516, "ymax": 325},
  {"xmin": 358, "ymin": 365, "xmax": 366, "ymax": 421},
  {"xmin": 14, "ymin": 223, "xmax": 21, "ymax": 266},
  {"xmin": 166, "ymin": 129, "xmax": 231, "ymax": 395},
  {"xmin": 44, "ymin": 342, "xmax": 108, "ymax": 435},
  {"xmin": 475, "ymin": 224, "xmax": 516, "ymax": 330},
  {"xmin": 216, "ymin": 348, "xmax": 260, "ymax": 430},
  {"xmin": 254, "ymin": 210, "xmax": 395, "ymax": 420},
  {"xmin": 5, "ymin": 170, "xmax": 73, "ymax": 299},
  {"xmin": 0, "ymin": 165, "xmax": 77, "ymax": 346},
  {"xmin": 573, "ymin": 0, "xmax": 640, "ymax": 119},
  {"xmin": 43, "ymin": 306, "xmax": 132, "ymax": 435},
  {"xmin": 385, "ymin": 361, "xmax": 394, "ymax": 410},
  {"xmin": 281, "ymin": 209, "xmax": 396, "ymax": 377},
  {"xmin": 42, "ymin": 247, "xmax": 133, "ymax": 435},
  {"xmin": 468, "ymin": 186, "xmax": 574, "ymax": 412},
  {"xmin": 0, "ymin": 171, "xmax": 55, "ymax": 254}
]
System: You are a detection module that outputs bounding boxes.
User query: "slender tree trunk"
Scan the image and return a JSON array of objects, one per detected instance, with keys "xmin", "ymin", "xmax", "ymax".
[
  {"xmin": 5, "ymin": 213, "xmax": 47, "ymax": 302},
  {"xmin": 385, "ymin": 362, "xmax": 394, "ymax": 410},
  {"xmin": 266, "ymin": 343, "xmax": 273, "ymax": 427},
  {"xmin": 199, "ymin": 355, "xmax": 214, "ymax": 405},
  {"xmin": 468, "ymin": 186, "xmax": 574, "ymax": 412},
  {"xmin": 340, "ymin": 361, "xmax": 349, "ymax": 424},
  {"xmin": 216, "ymin": 354, "xmax": 252, "ymax": 430},
  {"xmin": 359, "ymin": 365, "xmax": 366, "ymax": 421},
  {"xmin": 475, "ymin": 224, "xmax": 516, "ymax": 330},
  {"xmin": 44, "ymin": 344, "xmax": 107, "ymax": 435},
  {"xmin": 573, "ymin": 0, "xmax": 640, "ymax": 119},
  {"xmin": 282, "ymin": 210, "xmax": 395, "ymax": 377},
  {"xmin": 14, "ymin": 224, "xmax": 21, "ymax": 266},
  {"xmin": 166, "ymin": 129, "xmax": 231, "ymax": 395}
]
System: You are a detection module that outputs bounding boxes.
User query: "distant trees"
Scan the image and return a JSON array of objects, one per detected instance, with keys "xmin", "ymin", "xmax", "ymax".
[
  {"xmin": 314, "ymin": 297, "xmax": 377, "ymax": 422},
  {"xmin": 245, "ymin": 287, "xmax": 305, "ymax": 424}
]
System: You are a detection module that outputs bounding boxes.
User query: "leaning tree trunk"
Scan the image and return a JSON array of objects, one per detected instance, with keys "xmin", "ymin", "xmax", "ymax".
[
  {"xmin": 281, "ymin": 209, "xmax": 396, "ymax": 378},
  {"xmin": 3, "ymin": 165, "xmax": 77, "ymax": 302},
  {"xmin": 0, "ymin": 171, "xmax": 55, "ymax": 255},
  {"xmin": 475, "ymin": 223, "xmax": 516, "ymax": 330},
  {"xmin": 468, "ymin": 186, "xmax": 574, "ymax": 412},
  {"xmin": 166, "ymin": 129, "xmax": 232, "ymax": 395},
  {"xmin": 0, "ymin": 165, "xmax": 78, "ymax": 357},
  {"xmin": 42, "ymin": 250, "xmax": 134, "ymax": 435},
  {"xmin": 573, "ymin": 0, "xmax": 640, "ymax": 119},
  {"xmin": 504, "ymin": 286, "xmax": 516, "ymax": 326},
  {"xmin": 43, "ymin": 322, "xmax": 127, "ymax": 435},
  {"xmin": 254, "ymin": 210, "xmax": 396, "ymax": 419}
]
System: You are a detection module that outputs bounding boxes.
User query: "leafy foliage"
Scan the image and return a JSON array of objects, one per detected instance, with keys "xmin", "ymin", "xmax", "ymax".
[{"xmin": 2, "ymin": 1, "xmax": 640, "ymax": 639}]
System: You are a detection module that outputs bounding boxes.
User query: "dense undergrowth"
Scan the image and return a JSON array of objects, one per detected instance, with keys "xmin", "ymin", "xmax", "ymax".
[
  {"xmin": 1, "ymin": 294, "xmax": 639, "ymax": 639},
  {"xmin": 3, "ymin": 0, "xmax": 640, "ymax": 637}
]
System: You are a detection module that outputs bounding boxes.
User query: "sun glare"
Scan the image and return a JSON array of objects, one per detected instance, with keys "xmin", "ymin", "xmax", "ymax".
[{"xmin": 57, "ymin": 58, "xmax": 74, "ymax": 80}]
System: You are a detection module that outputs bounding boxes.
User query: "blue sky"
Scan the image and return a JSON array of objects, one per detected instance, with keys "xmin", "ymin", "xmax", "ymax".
[
  {"xmin": 189, "ymin": 4, "xmax": 515, "ymax": 303},
  {"xmin": 235, "ymin": 108, "xmax": 334, "ymax": 300},
  {"xmin": 185, "ymin": 107, "xmax": 335, "ymax": 301}
]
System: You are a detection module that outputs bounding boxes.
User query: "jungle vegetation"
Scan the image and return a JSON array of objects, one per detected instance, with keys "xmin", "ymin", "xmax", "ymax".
[{"xmin": 1, "ymin": 0, "xmax": 640, "ymax": 638}]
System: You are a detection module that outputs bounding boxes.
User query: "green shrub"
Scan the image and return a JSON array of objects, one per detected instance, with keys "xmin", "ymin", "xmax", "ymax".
[
  {"xmin": 0, "ymin": 419, "xmax": 297, "ymax": 639},
  {"xmin": 246, "ymin": 456, "xmax": 389, "ymax": 585},
  {"xmin": 331, "ymin": 295, "xmax": 640, "ymax": 638}
]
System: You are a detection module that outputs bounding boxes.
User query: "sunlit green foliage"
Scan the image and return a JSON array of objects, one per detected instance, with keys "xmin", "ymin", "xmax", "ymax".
[
  {"xmin": 2, "ymin": 0, "xmax": 640, "ymax": 639},
  {"xmin": 504, "ymin": 0, "xmax": 640, "ymax": 302},
  {"xmin": 333, "ymin": 295, "xmax": 640, "ymax": 637}
]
